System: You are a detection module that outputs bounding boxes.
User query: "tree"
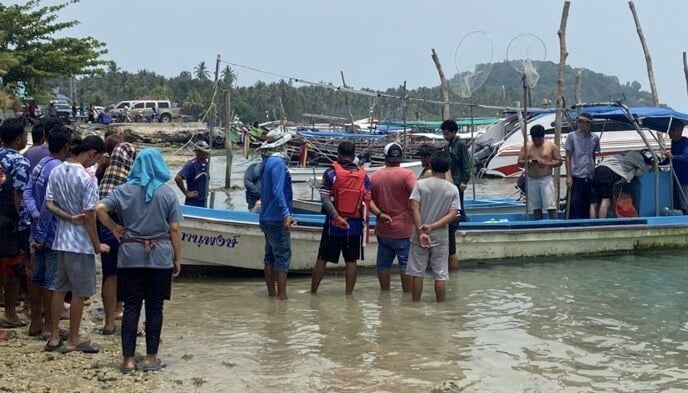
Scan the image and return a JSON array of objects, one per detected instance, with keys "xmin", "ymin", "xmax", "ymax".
[
  {"xmin": 0, "ymin": 1, "xmax": 108, "ymax": 99},
  {"xmin": 183, "ymin": 89, "xmax": 204, "ymax": 116},
  {"xmin": 221, "ymin": 65, "xmax": 237, "ymax": 87},
  {"xmin": 193, "ymin": 62, "xmax": 210, "ymax": 80}
]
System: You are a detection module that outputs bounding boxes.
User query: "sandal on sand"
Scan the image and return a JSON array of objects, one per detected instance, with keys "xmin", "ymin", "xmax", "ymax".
[
  {"xmin": 0, "ymin": 319, "xmax": 27, "ymax": 328},
  {"xmin": 120, "ymin": 363, "xmax": 136, "ymax": 374},
  {"xmin": 0, "ymin": 329, "xmax": 16, "ymax": 341},
  {"xmin": 99, "ymin": 326, "xmax": 117, "ymax": 335},
  {"xmin": 57, "ymin": 341, "xmax": 100, "ymax": 354},
  {"xmin": 139, "ymin": 359, "xmax": 166, "ymax": 372},
  {"xmin": 44, "ymin": 339, "xmax": 64, "ymax": 352},
  {"xmin": 38, "ymin": 329, "xmax": 69, "ymax": 341}
]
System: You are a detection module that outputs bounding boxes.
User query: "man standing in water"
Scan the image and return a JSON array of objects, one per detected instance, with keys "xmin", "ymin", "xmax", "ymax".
[
  {"xmin": 564, "ymin": 112, "xmax": 600, "ymax": 219},
  {"xmin": 441, "ymin": 120, "xmax": 470, "ymax": 270},
  {"xmin": 311, "ymin": 142, "xmax": 371, "ymax": 296},
  {"xmin": 175, "ymin": 141, "xmax": 210, "ymax": 207},
  {"xmin": 517, "ymin": 125, "xmax": 562, "ymax": 220},
  {"xmin": 406, "ymin": 151, "xmax": 460, "ymax": 302},
  {"xmin": 370, "ymin": 143, "xmax": 416, "ymax": 292},
  {"xmin": 666, "ymin": 120, "xmax": 688, "ymax": 213},
  {"xmin": 258, "ymin": 130, "xmax": 294, "ymax": 300}
]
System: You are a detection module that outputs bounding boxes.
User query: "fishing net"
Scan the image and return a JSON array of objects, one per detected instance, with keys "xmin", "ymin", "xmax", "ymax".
[
  {"xmin": 450, "ymin": 31, "xmax": 494, "ymax": 99},
  {"xmin": 506, "ymin": 34, "xmax": 547, "ymax": 89}
]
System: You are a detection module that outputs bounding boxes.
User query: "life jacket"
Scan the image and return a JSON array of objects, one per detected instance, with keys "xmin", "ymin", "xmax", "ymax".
[{"xmin": 331, "ymin": 162, "xmax": 369, "ymax": 219}]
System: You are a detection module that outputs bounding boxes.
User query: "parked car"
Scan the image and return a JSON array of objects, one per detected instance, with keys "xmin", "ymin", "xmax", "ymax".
[
  {"xmin": 47, "ymin": 100, "xmax": 71, "ymax": 122},
  {"xmin": 117, "ymin": 100, "xmax": 181, "ymax": 123}
]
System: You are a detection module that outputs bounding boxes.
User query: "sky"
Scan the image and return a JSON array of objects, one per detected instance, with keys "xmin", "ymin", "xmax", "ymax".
[{"xmin": 18, "ymin": 0, "xmax": 688, "ymax": 110}]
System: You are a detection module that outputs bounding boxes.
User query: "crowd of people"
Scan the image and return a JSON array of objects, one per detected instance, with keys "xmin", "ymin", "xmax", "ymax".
[{"xmin": 0, "ymin": 118, "xmax": 180, "ymax": 373}]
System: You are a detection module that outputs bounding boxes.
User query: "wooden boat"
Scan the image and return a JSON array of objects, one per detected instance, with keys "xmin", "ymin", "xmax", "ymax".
[
  {"xmin": 180, "ymin": 206, "xmax": 688, "ymax": 270},
  {"xmin": 292, "ymin": 197, "xmax": 525, "ymax": 215},
  {"xmin": 288, "ymin": 160, "xmax": 424, "ymax": 183}
]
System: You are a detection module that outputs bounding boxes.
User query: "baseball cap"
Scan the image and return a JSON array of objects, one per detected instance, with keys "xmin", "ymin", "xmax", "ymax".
[{"xmin": 384, "ymin": 142, "xmax": 403, "ymax": 163}]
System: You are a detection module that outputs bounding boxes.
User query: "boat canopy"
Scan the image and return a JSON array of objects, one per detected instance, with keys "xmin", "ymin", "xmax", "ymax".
[{"xmin": 582, "ymin": 106, "xmax": 688, "ymax": 133}]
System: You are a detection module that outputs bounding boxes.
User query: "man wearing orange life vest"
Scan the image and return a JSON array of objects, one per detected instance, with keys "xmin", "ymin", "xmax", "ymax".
[{"xmin": 310, "ymin": 142, "xmax": 371, "ymax": 296}]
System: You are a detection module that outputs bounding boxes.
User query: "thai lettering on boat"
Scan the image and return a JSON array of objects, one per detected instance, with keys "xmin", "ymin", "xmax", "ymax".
[{"xmin": 181, "ymin": 232, "xmax": 240, "ymax": 249}]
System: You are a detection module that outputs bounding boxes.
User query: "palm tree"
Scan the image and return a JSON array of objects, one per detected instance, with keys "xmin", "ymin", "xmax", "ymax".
[
  {"xmin": 183, "ymin": 89, "xmax": 204, "ymax": 117},
  {"xmin": 193, "ymin": 62, "xmax": 210, "ymax": 80},
  {"xmin": 221, "ymin": 65, "xmax": 237, "ymax": 87}
]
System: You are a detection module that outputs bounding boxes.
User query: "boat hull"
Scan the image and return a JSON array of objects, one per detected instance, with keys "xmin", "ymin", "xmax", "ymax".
[{"xmin": 180, "ymin": 207, "xmax": 688, "ymax": 271}]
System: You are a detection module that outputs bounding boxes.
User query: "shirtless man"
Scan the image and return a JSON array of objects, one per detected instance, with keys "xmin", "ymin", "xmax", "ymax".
[{"xmin": 517, "ymin": 124, "xmax": 562, "ymax": 219}]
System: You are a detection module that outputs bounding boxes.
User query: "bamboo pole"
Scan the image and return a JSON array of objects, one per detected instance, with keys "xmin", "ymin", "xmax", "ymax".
[
  {"xmin": 683, "ymin": 51, "xmax": 688, "ymax": 97},
  {"xmin": 402, "ymin": 80, "xmax": 407, "ymax": 160},
  {"xmin": 431, "ymin": 49, "xmax": 450, "ymax": 120},
  {"xmin": 340, "ymin": 71, "xmax": 356, "ymax": 131},
  {"xmin": 574, "ymin": 69, "xmax": 582, "ymax": 104},
  {"xmin": 554, "ymin": 0, "xmax": 570, "ymax": 217},
  {"xmin": 224, "ymin": 89, "xmax": 233, "ymax": 189},
  {"xmin": 522, "ymin": 73, "xmax": 529, "ymax": 221},
  {"xmin": 628, "ymin": 0, "xmax": 661, "ymax": 216}
]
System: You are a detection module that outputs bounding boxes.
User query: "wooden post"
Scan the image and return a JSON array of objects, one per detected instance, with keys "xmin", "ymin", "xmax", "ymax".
[
  {"xmin": 402, "ymin": 80, "xmax": 407, "ymax": 160},
  {"xmin": 554, "ymin": 0, "xmax": 571, "ymax": 216},
  {"xmin": 340, "ymin": 71, "xmax": 356, "ymax": 131},
  {"xmin": 574, "ymin": 69, "xmax": 582, "ymax": 104},
  {"xmin": 683, "ymin": 51, "xmax": 688, "ymax": 97},
  {"xmin": 629, "ymin": 0, "xmax": 661, "ymax": 216},
  {"xmin": 522, "ymin": 73, "xmax": 530, "ymax": 221},
  {"xmin": 224, "ymin": 89, "xmax": 233, "ymax": 189},
  {"xmin": 431, "ymin": 49, "xmax": 450, "ymax": 120}
]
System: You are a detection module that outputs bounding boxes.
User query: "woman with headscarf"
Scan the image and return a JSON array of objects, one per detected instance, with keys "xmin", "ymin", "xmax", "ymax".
[
  {"xmin": 97, "ymin": 141, "xmax": 136, "ymax": 335},
  {"xmin": 96, "ymin": 148, "xmax": 182, "ymax": 373}
]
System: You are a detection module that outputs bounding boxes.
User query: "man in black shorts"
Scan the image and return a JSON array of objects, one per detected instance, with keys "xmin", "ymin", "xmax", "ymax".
[
  {"xmin": 310, "ymin": 142, "xmax": 371, "ymax": 296},
  {"xmin": 590, "ymin": 150, "xmax": 649, "ymax": 218}
]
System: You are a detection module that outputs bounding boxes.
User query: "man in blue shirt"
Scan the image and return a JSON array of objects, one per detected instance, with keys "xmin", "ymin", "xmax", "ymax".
[
  {"xmin": 564, "ymin": 112, "xmax": 601, "ymax": 219},
  {"xmin": 175, "ymin": 141, "xmax": 210, "ymax": 207},
  {"xmin": 258, "ymin": 130, "xmax": 294, "ymax": 301},
  {"xmin": 667, "ymin": 120, "xmax": 688, "ymax": 213},
  {"xmin": 310, "ymin": 142, "xmax": 372, "ymax": 296}
]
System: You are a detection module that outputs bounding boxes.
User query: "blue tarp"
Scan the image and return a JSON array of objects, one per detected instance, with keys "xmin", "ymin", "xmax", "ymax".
[{"xmin": 573, "ymin": 106, "xmax": 688, "ymax": 132}]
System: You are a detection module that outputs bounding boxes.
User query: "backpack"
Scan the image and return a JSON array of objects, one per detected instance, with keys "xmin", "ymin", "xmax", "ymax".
[{"xmin": 331, "ymin": 162, "xmax": 369, "ymax": 219}]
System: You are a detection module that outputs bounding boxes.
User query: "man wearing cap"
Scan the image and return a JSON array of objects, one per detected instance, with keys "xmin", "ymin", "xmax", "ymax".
[
  {"xmin": 441, "ymin": 120, "xmax": 470, "ymax": 271},
  {"xmin": 370, "ymin": 143, "xmax": 416, "ymax": 292},
  {"xmin": 564, "ymin": 112, "xmax": 600, "ymax": 219},
  {"xmin": 175, "ymin": 141, "xmax": 210, "ymax": 207},
  {"xmin": 258, "ymin": 130, "xmax": 294, "ymax": 300},
  {"xmin": 517, "ymin": 124, "xmax": 562, "ymax": 220}
]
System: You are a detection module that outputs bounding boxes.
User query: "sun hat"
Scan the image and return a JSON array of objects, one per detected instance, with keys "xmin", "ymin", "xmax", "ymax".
[{"xmin": 259, "ymin": 129, "xmax": 292, "ymax": 149}]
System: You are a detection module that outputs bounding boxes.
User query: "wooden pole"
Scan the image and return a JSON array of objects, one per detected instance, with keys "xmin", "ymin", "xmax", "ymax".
[
  {"xmin": 683, "ymin": 51, "xmax": 688, "ymax": 97},
  {"xmin": 340, "ymin": 71, "xmax": 356, "ymax": 131},
  {"xmin": 574, "ymin": 69, "xmax": 582, "ymax": 104},
  {"xmin": 629, "ymin": 0, "xmax": 661, "ymax": 216},
  {"xmin": 431, "ymin": 49, "xmax": 450, "ymax": 120},
  {"xmin": 554, "ymin": 0, "xmax": 571, "ymax": 217},
  {"xmin": 522, "ymin": 73, "xmax": 529, "ymax": 221},
  {"xmin": 402, "ymin": 80, "xmax": 407, "ymax": 160},
  {"xmin": 224, "ymin": 89, "xmax": 233, "ymax": 189}
]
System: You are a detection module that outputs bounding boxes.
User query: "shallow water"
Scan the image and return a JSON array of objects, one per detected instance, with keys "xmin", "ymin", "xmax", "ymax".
[{"xmin": 157, "ymin": 251, "xmax": 688, "ymax": 392}]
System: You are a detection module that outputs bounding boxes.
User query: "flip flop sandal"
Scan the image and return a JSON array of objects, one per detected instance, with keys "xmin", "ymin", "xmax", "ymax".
[
  {"xmin": 38, "ymin": 329, "xmax": 69, "ymax": 341},
  {"xmin": 0, "ymin": 330, "xmax": 17, "ymax": 341},
  {"xmin": 0, "ymin": 319, "xmax": 27, "ymax": 328},
  {"xmin": 99, "ymin": 326, "xmax": 117, "ymax": 336},
  {"xmin": 44, "ymin": 339, "xmax": 64, "ymax": 352},
  {"xmin": 28, "ymin": 329, "xmax": 43, "ymax": 337},
  {"xmin": 120, "ymin": 363, "xmax": 136, "ymax": 374},
  {"xmin": 57, "ymin": 341, "xmax": 100, "ymax": 354},
  {"xmin": 139, "ymin": 359, "xmax": 166, "ymax": 372}
]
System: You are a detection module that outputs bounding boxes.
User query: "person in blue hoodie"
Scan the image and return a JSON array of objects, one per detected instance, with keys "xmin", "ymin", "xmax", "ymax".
[
  {"xmin": 258, "ymin": 130, "xmax": 295, "ymax": 300},
  {"xmin": 668, "ymin": 120, "xmax": 688, "ymax": 213}
]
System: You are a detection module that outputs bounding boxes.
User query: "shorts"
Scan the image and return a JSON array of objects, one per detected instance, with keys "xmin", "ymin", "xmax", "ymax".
[
  {"xmin": 526, "ymin": 176, "xmax": 556, "ymax": 212},
  {"xmin": 0, "ymin": 254, "xmax": 25, "ymax": 278},
  {"xmin": 259, "ymin": 220, "xmax": 292, "ymax": 272},
  {"xmin": 591, "ymin": 166, "xmax": 622, "ymax": 204},
  {"xmin": 55, "ymin": 251, "xmax": 96, "ymax": 298},
  {"xmin": 375, "ymin": 236, "xmax": 410, "ymax": 271},
  {"xmin": 98, "ymin": 224, "xmax": 119, "ymax": 279},
  {"xmin": 405, "ymin": 243, "xmax": 449, "ymax": 281},
  {"xmin": 118, "ymin": 267, "xmax": 172, "ymax": 302},
  {"xmin": 317, "ymin": 228, "xmax": 362, "ymax": 264},
  {"xmin": 31, "ymin": 248, "xmax": 58, "ymax": 290}
]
